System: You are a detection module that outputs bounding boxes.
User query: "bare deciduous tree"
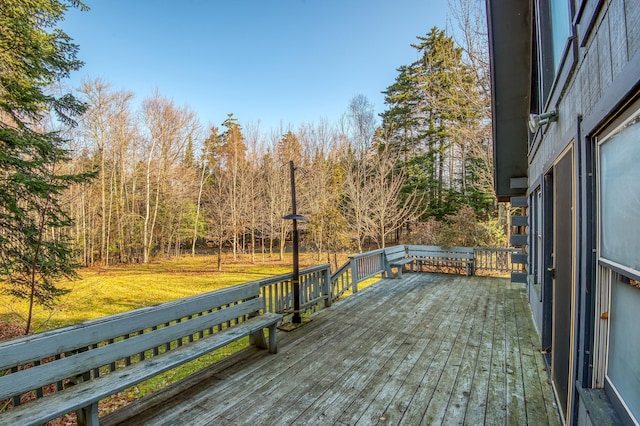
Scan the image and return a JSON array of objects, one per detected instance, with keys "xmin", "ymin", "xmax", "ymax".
[
  {"xmin": 340, "ymin": 95, "xmax": 377, "ymax": 252},
  {"xmin": 78, "ymin": 79, "xmax": 138, "ymax": 265},
  {"xmin": 141, "ymin": 91, "xmax": 198, "ymax": 263},
  {"xmin": 367, "ymin": 144, "xmax": 423, "ymax": 248}
]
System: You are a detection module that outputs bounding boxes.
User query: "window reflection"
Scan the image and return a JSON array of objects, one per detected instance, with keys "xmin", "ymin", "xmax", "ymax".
[
  {"xmin": 550, "ymin": 0, "xmax": 571, "ymax": 71},
  {"xmin": 599, "ymin": 113, "xmax": 640, "ymax": 273}
]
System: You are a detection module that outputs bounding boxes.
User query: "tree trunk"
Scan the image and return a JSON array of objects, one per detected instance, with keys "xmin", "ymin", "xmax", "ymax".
[{"xmin": 193, "ymin": 162, "xmax": 207, "ymax": 256}]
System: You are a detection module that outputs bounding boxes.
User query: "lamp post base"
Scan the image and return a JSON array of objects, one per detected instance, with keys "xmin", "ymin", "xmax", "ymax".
[{"xmin": 278, "ymin": 318, "xmax": 312, "ymax": 332}]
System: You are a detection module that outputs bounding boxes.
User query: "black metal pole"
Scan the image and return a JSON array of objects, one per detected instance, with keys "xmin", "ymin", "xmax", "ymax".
[{"xmin": 289, "ymin": 161, "xmax": 302, "ymax": 324}]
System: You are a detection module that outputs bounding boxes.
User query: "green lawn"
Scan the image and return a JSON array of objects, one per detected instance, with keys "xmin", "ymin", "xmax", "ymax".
[{"xmin": 0, "ymin": 254, "xmax": 323, "ymax": 330}]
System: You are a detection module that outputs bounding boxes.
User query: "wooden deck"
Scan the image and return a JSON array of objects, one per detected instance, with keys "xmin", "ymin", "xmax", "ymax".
[{"xmin": 105, "ymin": 274, "xmax": 561, "ymax": 426}]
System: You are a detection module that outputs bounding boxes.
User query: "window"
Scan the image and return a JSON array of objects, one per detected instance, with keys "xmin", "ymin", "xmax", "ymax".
[
  {"xmin": 607, "ymin": 272, "xmax": 640, "ymax": 420},
  {"xmin": 549, "ymin": 0, "xmax": 572, "ymax": 72},
  {"xmin": 529, "ymin": 187, "xmax": 543, "ymax": 300},
  {"xmin": 599, "ymin": 111, "xmax": 640, "ymax": 273},
  {"xmin": 536, "ymin": 189, "xmax": 542, "ymax": 284},
  {"xmin": 595, "ymin": 101, "xmax": 640, "ymax": 424},
  {"xmin": 533, "ymin": 0, "xmax": 573, "ymax": 108}
]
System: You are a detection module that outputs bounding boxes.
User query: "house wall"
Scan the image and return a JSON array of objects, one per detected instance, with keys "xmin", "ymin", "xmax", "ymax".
[
  {"xmin": 526, "ymin": 0, "xmax": 640, "ymax": 424},
  {"xmin": 529, "ymin": 0, "xmax": 640, "ymax": 179}
]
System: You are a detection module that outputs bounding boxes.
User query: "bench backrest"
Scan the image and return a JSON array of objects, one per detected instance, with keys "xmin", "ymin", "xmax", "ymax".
[
  {"xmin": 406, "ymin": 245, "xmax": 474, "ymax": 259},
  {"xmin": 384, "ymin": 245, "xmax": 407, "ymax": 262},
  {"xmin": 0, "ymin": 282, "xmax": 262, "ymax": 401}
]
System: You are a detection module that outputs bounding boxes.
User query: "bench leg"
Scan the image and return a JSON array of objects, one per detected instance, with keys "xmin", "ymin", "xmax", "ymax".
[
  {"xmin": 384, "ymin": 265, "xmax": 393, "ymax": 279},
  {"xmin": 77, "ymin": 402, "xmax": 99, "ymax": 426},
  {"xmin": 268, "ymin": 323, "xmax": 278, "ymax": 354},
  {"xmin": 249, "ymin": 329, "xmax": 268, "ymax": 350},
  {"xmin": 466, "ymin": 262, "xmax": 474, "ymax": 276}
]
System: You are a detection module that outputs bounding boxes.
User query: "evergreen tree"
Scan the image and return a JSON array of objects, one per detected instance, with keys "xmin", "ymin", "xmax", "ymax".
[
  {"xmin": 381, "ymin": 27, "xmax": 492, "ymax": 219},
  {"xmin": 276, "ymin": 130, "xmax": 303, "ymax": 165},
  {"xmin": 220, "ymin": 114, "xmax": 247, "ymax": 259},
  {"xmin": 0, "ymin": 0, "xmax": 93, "ymax": 334}
]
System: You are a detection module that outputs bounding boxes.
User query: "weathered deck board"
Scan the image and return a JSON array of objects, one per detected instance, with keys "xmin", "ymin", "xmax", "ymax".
[
  {"xmin": 396, "ymin": 276, "xmax": 479, "ymax": 425},
  {"xmin": 347, "ymin": 276, "xmax": 465, "ymax": 425},
  {"xmin": 485, "ymin": 281, "xmax": 509, "ymax": 425},
  {"xmin": 512, "ymin": 285, "xmax": 554, "ymax": 425},
  {"xmin": 462, "ymin": 276, "xmax": 497, "ymax": 425},
  {"xmin": 437, "ymin": 277, "xmax": 486, "ymax": 425},
  {"xmin": 106, "ymin": 274, "xmax": 561, "ymax": 426},
  {"xmin": 293, "ymin": 275, "xmax": 452, "ymax": 425},
  {"xmin": 505, "ymin": 285, "xmax": 527, "ymax": 425},
  {"xmin": 516, "ymin": 285, "xmax": 560, "ymax": 422}
]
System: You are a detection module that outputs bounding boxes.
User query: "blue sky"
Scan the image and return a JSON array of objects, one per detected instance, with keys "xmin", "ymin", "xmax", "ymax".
[{"xmin": 61, "ymin": 0, "xmax": 450, "ymax": 133}]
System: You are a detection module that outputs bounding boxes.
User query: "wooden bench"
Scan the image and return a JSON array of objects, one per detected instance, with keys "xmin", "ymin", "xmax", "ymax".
[
  {"xmin": 406, "ymin": 245, "xmax": 475, "ymax": 276},
  {"xmin": 0, "ymin": 282, "xmax": 281, "ymax": 426},
  {"xmin": 384, "ymin": 245, "xmax": 413, "ymax": 278}
]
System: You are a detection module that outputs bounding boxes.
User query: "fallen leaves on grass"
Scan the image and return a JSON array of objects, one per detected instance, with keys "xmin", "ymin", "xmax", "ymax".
[{"xmin": 0, "ymin": 321, "xmax": 26, "ymax": 341}]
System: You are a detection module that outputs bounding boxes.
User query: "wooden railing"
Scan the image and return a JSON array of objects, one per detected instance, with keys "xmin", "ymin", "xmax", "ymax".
[
  {"xmin": 330, "ymin": 260, "xmax": 353, "ymax": 301},
  {"xmin": 351, "ymin": 249, "xmax": 387, "ymax": 282},
  {"xmin": 473, "ymin": 247, "xmax": 523, "ymax": 273},
  {"xmin": 257, "ymin": 264, "xmax": 332, "ymax": 318},
  {"xmin": 249, "ymin": 251, "xmax": 388, "ymax": 320},
  {"xmin": 329, "ymin": 249, "xmax": 389, "ymax": 301},
  {"xmin": 326, "ymin": 246, "xmax": 523, "ymax": 302}
]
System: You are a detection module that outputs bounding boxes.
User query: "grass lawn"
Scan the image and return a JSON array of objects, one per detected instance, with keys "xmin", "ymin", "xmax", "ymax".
[
  {"xmin": 0, "ymin": 252, "xmax": 378, "ymax": 419},
  {"xmin": 0, "ymin": 253, "xmax": 329, "ymax": 330}
]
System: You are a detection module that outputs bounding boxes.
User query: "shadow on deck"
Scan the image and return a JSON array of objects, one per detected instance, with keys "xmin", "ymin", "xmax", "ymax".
[{"xmin": 105, "ymin": 273, "xmax": 560, "ymax": 426}]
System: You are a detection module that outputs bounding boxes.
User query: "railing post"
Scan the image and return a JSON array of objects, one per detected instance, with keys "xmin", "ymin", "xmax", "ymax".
[
  {"xmin": 323, "ymin": 266, "xmax": 332, "ymax": 308},
  {"xmin": 351, "ymin": 257, "xmax": 359, "ymax": 294},
  {"xmin": 472, "ymin": 249, "xmax": 478, "ymax": 276}
]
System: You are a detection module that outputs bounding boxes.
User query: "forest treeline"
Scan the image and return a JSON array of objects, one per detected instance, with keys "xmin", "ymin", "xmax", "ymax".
[
  {"xmin": 1, "ymin": 0, "xmax": 501, "ymax": 332},
  {"xmin": 68, "ymin": 24, "xmax": 502, "ymax": 268}
]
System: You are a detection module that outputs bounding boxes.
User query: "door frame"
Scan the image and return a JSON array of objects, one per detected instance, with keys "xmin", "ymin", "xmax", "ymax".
[{"xmin": 542, "ymin": 143, "xmax": 577, "ymax": 423}]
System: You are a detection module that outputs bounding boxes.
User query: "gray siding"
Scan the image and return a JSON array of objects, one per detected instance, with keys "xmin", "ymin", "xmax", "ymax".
[
  {"xmin": 526, "ymin": 1, "xmax": 640, "ymax": 424},
  {"xmin": 529, "ymin": 0, "xmax": 640, "ymax": 180}
]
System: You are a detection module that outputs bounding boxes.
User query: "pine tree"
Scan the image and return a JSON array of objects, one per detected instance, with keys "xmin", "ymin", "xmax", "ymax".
[
  {"xmin": 380, "ymin": 27, "xmax": 491, "ymax": 219},
  {"xmin": 220, "ymin": 114, "xmax": 247, "ymax": 260},
  {"xmin": 0, "ymin": 0, "xmax": 93, "ymax": 334}
]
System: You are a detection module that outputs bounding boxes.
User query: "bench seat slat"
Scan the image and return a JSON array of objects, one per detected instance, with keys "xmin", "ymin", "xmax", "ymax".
[
  {"xmin": 389, "ymin": 258, "xmax": 413, "ymax": 265},
  {"xmin": 0, "ymin": 298, "xmax": 264, "ymax": 400},
  {"xmin": 0, "ymin": 313, "xmax": 282, "ymax": 426}
]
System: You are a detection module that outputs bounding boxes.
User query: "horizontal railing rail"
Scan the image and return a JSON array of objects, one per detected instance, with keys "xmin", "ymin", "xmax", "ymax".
[{"xmin": 326, "ymin": 245, "xmax": 521, "ymax": 300}]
